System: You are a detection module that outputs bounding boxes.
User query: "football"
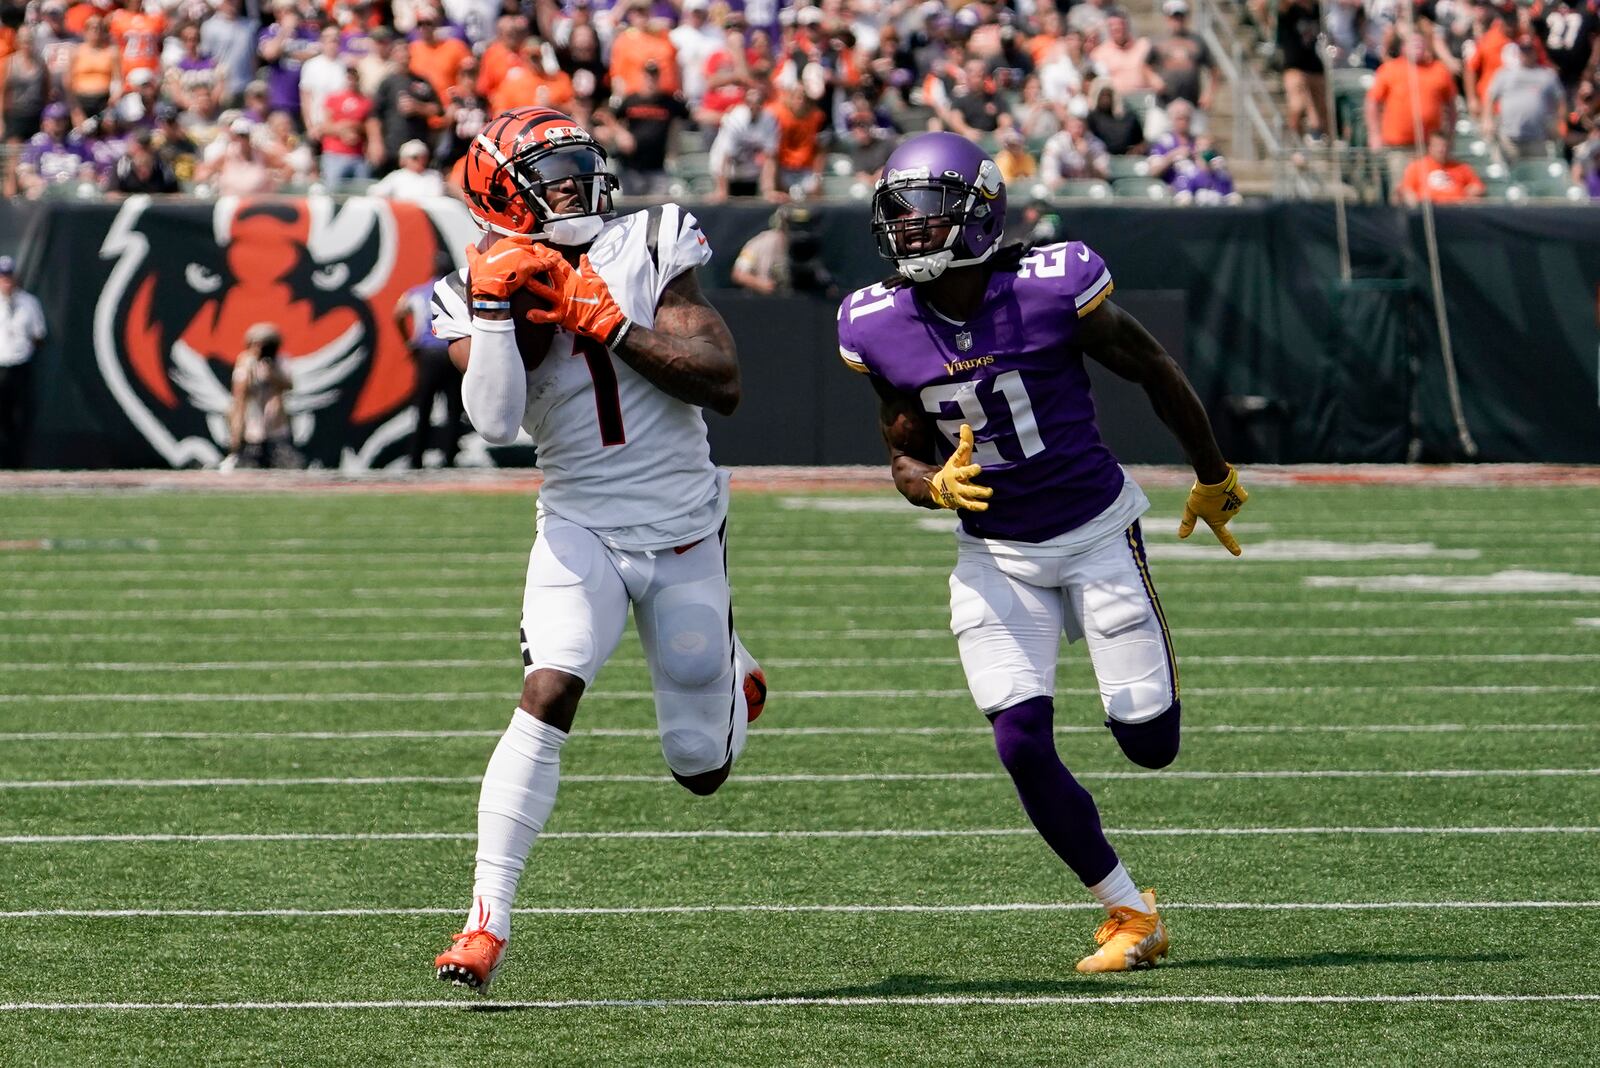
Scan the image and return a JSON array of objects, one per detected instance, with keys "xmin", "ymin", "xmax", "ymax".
[{"xmin": 511, "ymin": 282, "xmax": 558, "ymax": 371}]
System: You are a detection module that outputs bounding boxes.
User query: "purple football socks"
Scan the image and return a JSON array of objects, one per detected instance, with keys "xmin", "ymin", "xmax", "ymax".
[{"xmin": 990, "ymin": 695, "xmax": 1119, "ymax": 887}]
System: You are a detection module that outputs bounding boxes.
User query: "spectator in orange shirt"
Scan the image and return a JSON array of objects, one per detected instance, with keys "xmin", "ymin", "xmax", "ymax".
[
  {"xmin": 108, "ymin": 0, "xmax": 165, "ymax": 77},
  {"xmin": 1365, "ymin": 31, "xmax": 1458, "ymax": 151},
  {"xmin": 1464, "ymin": 3, "xmax": 1513, "ymax": 119},
  {"xmin": 67, "ymin": 15, "xmax": 120, "ymax": 124},
  {"xmin": 476, "ymin": 14, "xmax": 529, "ymax": 102},
  {"xmin": 768, "ymin": 83, "xmax": 827, "ymax": 198},
  {"xmin": 490, "ymin": 37, "xmax": 575, "ymax": 115},
  {"xmin": 609, "ymin": 2, "xmax": 679, "ymax": 98},
  {"xmin": 408, "ymin": 8, "xmax": 471, "ymax": 107},
  {"xmin": 1397, "ymin": 129, "xmax": 1486, "ymax": 204},
  {"xmin": 64, "ymin": 0, "xmax": 111, "ymax": 39}
]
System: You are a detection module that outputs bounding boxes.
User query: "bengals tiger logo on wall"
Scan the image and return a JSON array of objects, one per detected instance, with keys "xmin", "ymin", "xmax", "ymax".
[{"xmin": 93, "ymin": 195, "xmax": 478, "ymax": 469}]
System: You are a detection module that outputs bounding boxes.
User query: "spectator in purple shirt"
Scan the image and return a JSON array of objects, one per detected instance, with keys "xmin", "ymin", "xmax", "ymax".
[
  {"xmin": 1149, "ymin": 103, "xmax": 1239, "ymax": 203},
  {"xmin": 171, "ymin": 22, "xmax": 218, "ymax": 80},
  {"xmin": 257, "ymin": 0, "xmax": 321, "ymax": 124},
  {"xmin": 81, "ymin": 109, "xmax": 132, "ymax": 182},
  {"xmin": 18, "ymin": 103, "xmax": 93, "ymax": 198}
]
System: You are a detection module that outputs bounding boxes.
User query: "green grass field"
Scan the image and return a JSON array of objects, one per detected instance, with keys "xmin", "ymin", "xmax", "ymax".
[{"xmin": 1, "ymin": 474, "xmax": 1598, "ymax": 1065}]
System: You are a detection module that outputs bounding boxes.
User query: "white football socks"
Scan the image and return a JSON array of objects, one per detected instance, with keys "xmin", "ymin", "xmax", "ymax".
[
  {"xmin": 1087, "ymin": 862, "xmax": 1152, "ymax": 914},
  {"xmin": 467, "ymin": 709, "xmax": 568, "ymax": 941}
]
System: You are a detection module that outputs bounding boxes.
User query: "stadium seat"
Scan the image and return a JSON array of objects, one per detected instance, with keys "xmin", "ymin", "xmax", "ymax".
[
  {"xmin": 1056, "ymin": 179, "xmax": 1113, "ymax": 200},
  {"xmin": 1522, "ymin": 175, "xmax": 1580, "ymax": 199},
  {"xmin": 673, "ymin": 151, "xmax": 713, "ymax": 179},
  {"xmin": 821, "ymin": 173, "xmax": 872, "ymax": 199},
  {"xmin": 1112, "ymin": 176, "xmax": 1172, "ymax": 200},
  {"xmin": 1108, "ymin": 155, "xmax": 1150, "ymax": 179},
  {"xmin": 1510, "ymin": 159, "xmax": 1566, "ymax": 185},
  {"xmin": 1123, "ymin": 90, "xmax": 1157, "ymax": 118}
]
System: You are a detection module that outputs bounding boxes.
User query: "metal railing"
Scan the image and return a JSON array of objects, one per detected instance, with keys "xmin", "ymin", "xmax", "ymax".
[{"xmin": 1191, "ymin": 0, "xmax": 1289, "ymax": 165}]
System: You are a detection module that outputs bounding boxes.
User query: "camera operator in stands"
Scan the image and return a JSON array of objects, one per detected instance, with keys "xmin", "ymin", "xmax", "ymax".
[
  {"xmin": 224, "ymin": 323, "xmax": 302, "ymax": 470},
  {"xmin": 730, "ymin": 204, "xmax": 836, "ymax": 298}
]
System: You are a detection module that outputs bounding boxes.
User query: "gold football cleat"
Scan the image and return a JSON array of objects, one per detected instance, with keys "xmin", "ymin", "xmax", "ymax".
[{"xmin": 1075, "ymin": 889, "xmax": 1169, "ymax": 973}]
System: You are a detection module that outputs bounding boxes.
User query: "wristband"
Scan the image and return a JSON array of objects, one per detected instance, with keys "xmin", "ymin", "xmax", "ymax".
[
  {"xmin": 471, "ymin": 299, "xmax": 511, "ymax": 311},
  {"xmin": 605, "ymin": 317, "xmax": 634, "ymax": 350}
]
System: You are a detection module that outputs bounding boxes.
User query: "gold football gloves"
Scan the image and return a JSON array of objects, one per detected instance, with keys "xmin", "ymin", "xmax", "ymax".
[
  {"xmin": 925, "ymin": 424, "xmax": 993, "ymax": 512},
  {"xmin": 1178, "ymin": 464, "xmax": 1248, "ymax": 556}
]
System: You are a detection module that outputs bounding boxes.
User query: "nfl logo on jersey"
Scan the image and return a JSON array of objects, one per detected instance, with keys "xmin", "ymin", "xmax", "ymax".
[{"xmin": 955, "ymin": 330, "xmax": 973, "ymax": 352}]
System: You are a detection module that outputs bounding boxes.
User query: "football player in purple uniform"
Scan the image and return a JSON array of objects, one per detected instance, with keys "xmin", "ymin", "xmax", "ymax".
[{"xmin": 838, "ymin": 132, "xmax": 1249, "ymax": 973}]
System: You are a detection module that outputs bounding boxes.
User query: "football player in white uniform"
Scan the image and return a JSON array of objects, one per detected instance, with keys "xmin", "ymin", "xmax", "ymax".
[{"xmin": 430, "ymin": 106, "xmax": 767, "ymax": 993}]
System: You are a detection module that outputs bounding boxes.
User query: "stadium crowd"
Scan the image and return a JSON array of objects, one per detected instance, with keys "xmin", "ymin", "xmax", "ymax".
[
  {"xmin": 0, "ymin": 0, "xmax": 1241, "ymax": 203},
  {"xmin": 1268, "ymin": 0, "xmax": 1599, "ymax": 200}
]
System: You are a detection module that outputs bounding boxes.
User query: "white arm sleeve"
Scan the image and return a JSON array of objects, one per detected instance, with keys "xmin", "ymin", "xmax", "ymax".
[{"xmin": 461, "ymin": 317, "xmax": 527, "ymax": 445}]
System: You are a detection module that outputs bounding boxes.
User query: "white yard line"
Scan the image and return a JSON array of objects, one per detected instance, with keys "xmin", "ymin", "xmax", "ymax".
[
  {"xmin": 2, "ymin": 826, "xmax": 1595, "ymax": 845},
  {"xmin": 1, "ymin": 900, "xmax": 1596, "ymax": 920},
  {"xmin": 2, "ymin": 994, "xmax": 1597, "ymax": 1012},
  {"xmin": 3, "ymin": 768, "xmax": 1596, "ymax": 790},
  {"xmin": 5, "ymin": 600, "xmax": 1600, "ymax": 621},
  {"xmin": 2, "ymin": 722, "xmax": 1589, "ymax": 743},
  {"xmin": 1, "ymin": 685, "xmax": 1595, "ymax": 704},
  {"xmin": 5, "ymin": 652, "xmax": 1596, "ymax": 672},
  {"xmin": 0, "ymin": 624, "xmax": 1589, "ymax": 645}
]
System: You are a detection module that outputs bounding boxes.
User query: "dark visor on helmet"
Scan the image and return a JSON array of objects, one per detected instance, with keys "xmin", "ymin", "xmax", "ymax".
[
  {"xmin": 871, "ymin": 179, "xmax": 968, "ymax": 258},
  {"xmin": 502, "ymin": 141, "xmax": 618, "ymax": 222}
]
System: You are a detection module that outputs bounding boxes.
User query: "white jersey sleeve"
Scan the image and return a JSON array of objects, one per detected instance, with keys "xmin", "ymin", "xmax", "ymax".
[{"xmin": 429, "ymin": 268, "xmax": 471, "ymax": 342}]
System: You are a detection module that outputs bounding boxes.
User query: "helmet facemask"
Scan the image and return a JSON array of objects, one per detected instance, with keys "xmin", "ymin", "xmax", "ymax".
[
  {"xmin": 473, "ymin": 131, "xmax": 619, "ymax": 245},
  {"xmin": 871, "ymin": 175, "xmax": 999, "ymax": 283}
]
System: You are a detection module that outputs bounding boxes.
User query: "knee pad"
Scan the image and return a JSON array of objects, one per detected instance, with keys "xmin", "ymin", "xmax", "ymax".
[
  {"xmin": 649, "ymin": 577, "xmax": 731, "ymax": 689},
  {"xmin": 1108, "ymin": 701, "xmax": 1181, "ymax": 769},
  {"xmin": 660, "ymin": 725, "xmax": 728, "ymax": 778}
]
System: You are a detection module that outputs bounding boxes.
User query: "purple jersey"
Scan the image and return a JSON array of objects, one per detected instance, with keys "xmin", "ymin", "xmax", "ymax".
[
  {"xmin": 20, "ymin": 133, "xmax": 90, "ymax": 185},
  {"xmin": 838, "ymin": 241, "xmax": 1125, "ymax": 543}
]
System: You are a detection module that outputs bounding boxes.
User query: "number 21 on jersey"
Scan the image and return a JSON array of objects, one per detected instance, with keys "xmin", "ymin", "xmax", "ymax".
[{"xmin": 921, "ymin": 372, "xmax": 1044, "ymax": 466}]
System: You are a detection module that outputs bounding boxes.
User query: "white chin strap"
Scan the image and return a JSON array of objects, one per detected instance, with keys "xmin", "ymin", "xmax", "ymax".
[
  {"xmin": 532, "ymin": 214, "xmax": 606, "ymax": 247},
  {"xmin": 895, "ymin": 240, "xmax": 998, "ymax": 283}
]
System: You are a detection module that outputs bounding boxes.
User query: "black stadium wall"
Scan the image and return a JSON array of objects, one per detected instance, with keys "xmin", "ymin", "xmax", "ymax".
[{"xmin": 5, "ymin": 196, "xmax": 1597, "ymax": 469}]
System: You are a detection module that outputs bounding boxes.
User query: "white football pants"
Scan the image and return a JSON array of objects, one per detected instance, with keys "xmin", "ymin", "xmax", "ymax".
[
  {"xmin": 518, "ymin": 512, "xmax": 750, "ymax": 776},
  {"xmin": 949, "ymin": 521, "xmax": 1177, "ymax": 720}
]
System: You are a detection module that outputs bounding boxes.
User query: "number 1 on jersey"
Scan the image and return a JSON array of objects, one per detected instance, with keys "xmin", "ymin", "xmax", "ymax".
[{"xmin": 577, "ymin": 337, "xmax": 626, "ymax": 446}]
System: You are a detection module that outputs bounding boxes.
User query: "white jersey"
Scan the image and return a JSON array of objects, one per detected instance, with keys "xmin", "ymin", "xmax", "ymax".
[{"xmin": 432, "ymin": 204, "xmax": 722, "ymax": 550}]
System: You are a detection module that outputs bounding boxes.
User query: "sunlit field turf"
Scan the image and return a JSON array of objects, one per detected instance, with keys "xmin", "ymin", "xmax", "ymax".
[{"xmin": 1, "ymin": 475, "xmax": 1598, "ymax": 1065}]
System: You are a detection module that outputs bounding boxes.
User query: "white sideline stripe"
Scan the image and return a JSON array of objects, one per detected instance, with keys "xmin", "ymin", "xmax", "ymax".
[
  {"xmin": 3, "ymin": 994, "xmax": 1598, "ymax": 1012},
  {"xmin": 3, "ymin": 826, "xmax": 1596, "ymax": 845},
  {"xmin": 2, "ymin": 685, "xmax": 1596, "ymax": 704},
  {"xmin": 5, "ymin": 768, "xmax": 1598, "ymax": 790},
  {"xmin": 6, "ymin": 652, "xmax": 1598, "ymax": 672},
  {"xmin": 3, "ymin": 900, "xmax": 1597, "ymax": 920},
  {"xmin": 3, "ymin": 722, "xmax": 1591, "ymax": 743},
  {"xmin": 1578, "ymin": 618, "xmax": 1600, "ymax": 628}
]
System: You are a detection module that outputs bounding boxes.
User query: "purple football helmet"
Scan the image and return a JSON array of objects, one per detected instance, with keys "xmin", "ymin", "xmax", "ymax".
[{"xmin": 871, "ymin": 132, "xmax": 1007, "ymax": 283}]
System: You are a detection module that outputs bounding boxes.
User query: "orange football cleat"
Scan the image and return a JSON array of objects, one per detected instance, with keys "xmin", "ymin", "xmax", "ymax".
[
  {"xmin": 743, "ymin": 666, "xmax": 767, "ymax": 722},
  {"xmin": 435, "ymin": 928, "xmax": 507, "ymax": 993}
]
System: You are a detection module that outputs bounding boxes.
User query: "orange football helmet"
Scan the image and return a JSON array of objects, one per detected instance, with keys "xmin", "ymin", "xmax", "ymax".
[{"xmin": 461, "ymin": 106, "xmax": 618, "ymax": 242}]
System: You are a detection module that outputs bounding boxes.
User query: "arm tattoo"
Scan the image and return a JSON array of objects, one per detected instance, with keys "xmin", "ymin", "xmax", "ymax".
[
  {"xmin": 877, "ymin": 386, "xmax": 942, "ymax": 509},
  {"xmin": 611, "ymin": 267, "xmax": 742, "ymax": 415},
  {"xmin": 1079, "ymin": 300, "xmax": 1229, "ymax": 484}
]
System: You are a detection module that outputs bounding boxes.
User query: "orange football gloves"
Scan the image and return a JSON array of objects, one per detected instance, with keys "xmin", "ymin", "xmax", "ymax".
[
  {"xmin": 463, "ymin": 239, "xmax": 562, "ymax": 304},
  {"xmin": 521, "ymin": 253, "xmax": 631, "ymax": 347}
]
